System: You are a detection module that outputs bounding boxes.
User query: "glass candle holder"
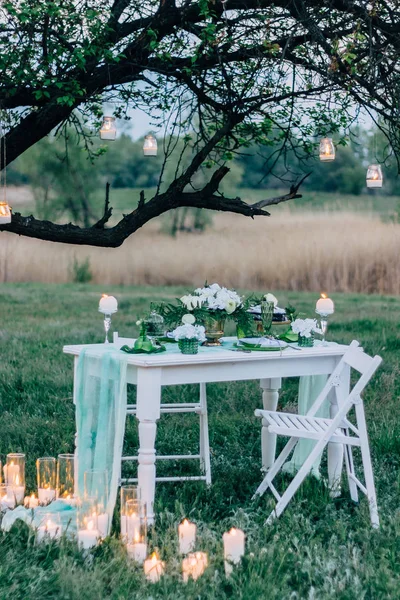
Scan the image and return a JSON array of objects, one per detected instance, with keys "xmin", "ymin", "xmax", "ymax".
[
  {"xmin": 126, "ymin": 499, "xmax": 147, "ymax": 563},
  {"xmin": 77, "ymin": 497, "xmax": 100, "ymax": 550},
  {"xmin": 120, "ymin": 485, "xmax": 139, "ymax": 540},
  {"xmin": 37, "ymin": 512, "xmax": 62, "ymax": 543},
  {"xmin": 0, "ymin": 483, "xmax": 9, "ymax": 508},
  {"xmin": 84, "ymin": 469, "xmax": 108, "ymax": 506},
  {"xmin": 37, "ymin": 457, "xmax": 56, "ymax": 505},
  {"xmin": 57, "ymin": 454, "xmax": 75, "ymax": 501},
  {"xmin": 99, "ymin": 116, "xmax": 116, "ymax": 140},
  {"xmin": 261, "ymin": 300, "xmax": 274, "ymax": 335},
  {"xmin": 5, "ymin": 453, "xmax": 25, "ymax": 505}
]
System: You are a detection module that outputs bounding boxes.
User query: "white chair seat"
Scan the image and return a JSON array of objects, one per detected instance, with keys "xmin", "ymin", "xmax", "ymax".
[{"xmin": 256, "ymin": 410, "xmax": 361, "ymax": 446}]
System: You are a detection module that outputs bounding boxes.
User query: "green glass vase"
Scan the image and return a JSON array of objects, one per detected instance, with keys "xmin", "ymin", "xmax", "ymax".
[
  {"xmin": 298, "ymin": 333, "xmax": 314, "ymax": 347},
  {"xmin": 178, "ymin": 338, "xmax": 199, "ymax": 354},
  {"xmin": 261, "ymin": 300, "xmax": 274, "ymax": 335}
]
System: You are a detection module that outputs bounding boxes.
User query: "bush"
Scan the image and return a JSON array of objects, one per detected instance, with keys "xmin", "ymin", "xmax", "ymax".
[{"xmin": 70, "ymin": 257, "xmax": 93, "ymax": 283}]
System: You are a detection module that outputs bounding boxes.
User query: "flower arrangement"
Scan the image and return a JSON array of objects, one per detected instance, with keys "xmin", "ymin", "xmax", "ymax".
[
  {"xmin": 181, "ymin": 283, "xmax": 242, "ymax": 315},
  {"xmin": 172, "ymin": 316, "xmax": 206, "ymax": 354},
  {"xmin": 291, "ymin": 318, "xmax": 320, "ymax": 338},
  {"xmin": 156, "ymin": 283, "xmax": 254, "ymax": 329},
  {"xmin": 172, "ymin": 321, "xmax": 206, "ymax": 343}
]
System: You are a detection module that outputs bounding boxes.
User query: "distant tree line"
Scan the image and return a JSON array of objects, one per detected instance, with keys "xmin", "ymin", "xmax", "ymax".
[{"xmin": 8, "ymin": 125, "xmax": 400, "ymax": 199}]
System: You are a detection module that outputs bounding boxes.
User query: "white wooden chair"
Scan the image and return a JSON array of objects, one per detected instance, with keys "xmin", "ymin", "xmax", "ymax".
[
  {"xmin": 113, "ymin": 332, "xmax": 211, "ymax": 485},
  {"xmin": 253, "ymin": 340, "xmax": 382, "ymax": 527}
]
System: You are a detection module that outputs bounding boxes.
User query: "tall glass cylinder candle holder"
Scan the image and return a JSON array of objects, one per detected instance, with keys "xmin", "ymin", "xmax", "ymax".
[
  {"xmin": 5, "ymin": 453, "xmax": 25, "ymax": 505},
  {"xmin": 84, "ymin": 469, "xmax": 109, "ymax": 537},
  {"xmin": 37, "ymin": 457, "xmax": 56, "ymax": 505},
  {"xmin": 126, "ymin": 499, "xmax": 147, "ymax": 563},
  {"xmin": 0, "ymin": 483, "xmax": 10, "ymax": 508},
  {"xmin": 77, "ymin": 497, "xmax": 100, "ymax": 549},
  {"xmin": 57, "ymin": 454, "xmax": 75, "ymax": 501},
  {"xmin": 120, "ymin": 485, "xmax": 139, "ymax": 540}
]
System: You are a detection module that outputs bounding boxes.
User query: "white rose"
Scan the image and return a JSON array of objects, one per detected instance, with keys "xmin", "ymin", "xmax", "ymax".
[
  {"xmin": 182, "ymin": 314, "xmax": 195, "ymax": 325},
  {"xmin": 264, "ymin": 293, "xmax": 278, "ymax": 307},
  {"xmin": 225, "ymin": 300, "xmax": 237, "ymax": 314},
  {"xmin": 209, "ymin": 283, "xmax": 221, "ymax": 291}
]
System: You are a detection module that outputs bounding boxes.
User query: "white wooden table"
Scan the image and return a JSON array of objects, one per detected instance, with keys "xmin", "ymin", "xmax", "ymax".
[{"xmin": 63, "ymin": 340, "xmax": 351, "ymax": 523}]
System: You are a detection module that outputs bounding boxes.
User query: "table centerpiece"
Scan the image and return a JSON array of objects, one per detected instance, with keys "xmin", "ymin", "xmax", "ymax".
[{"xmin": 157, "ymin": 283, "xmax": 254, "ymax": 346}]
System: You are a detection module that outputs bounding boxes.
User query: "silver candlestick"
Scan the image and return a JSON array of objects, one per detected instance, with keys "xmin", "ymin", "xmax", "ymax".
[
  {"xmin": 316, "ymin": 311, "xmax": 329, "ymax": 345},
  {"xmin": 103, "ymin": 313, "xmax": 112, "ymax": 344}
]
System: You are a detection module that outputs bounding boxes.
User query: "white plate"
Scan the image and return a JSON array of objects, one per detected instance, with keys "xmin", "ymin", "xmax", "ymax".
[{"xmin": 238, "ymin": 337, "xmax": 288, "ymax": 348}]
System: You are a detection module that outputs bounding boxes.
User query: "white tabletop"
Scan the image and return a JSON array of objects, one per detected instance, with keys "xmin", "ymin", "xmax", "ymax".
[{"xmin": 63, "ymin": 339, "xmax": 350, "ymax": 369}]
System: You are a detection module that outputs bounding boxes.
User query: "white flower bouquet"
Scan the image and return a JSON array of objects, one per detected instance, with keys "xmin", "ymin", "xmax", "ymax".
[
  {"xmin": 291, "ymin": 318, "xmax": 321, "ymax": 347},
  {"xmin": 172, "ymin": 317, "xmax": 206, "ymax": 354},
  {"xmin": 181, "ymin": 283, "xmax": 243, "ymax": 315},
  {"xmin": 291, "ymin": 318, "xmax": 320, "ymax": 338},
  {"xmin": 172, "ymin": 323, "xmax": 206, "ymax": 342}
]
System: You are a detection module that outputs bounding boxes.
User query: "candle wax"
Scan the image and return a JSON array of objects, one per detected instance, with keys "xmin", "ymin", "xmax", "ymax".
[
  {"xmin": 178, "ymin": 519, "xmax": 196, "ymax": 554},
  {"xmin": 38, "ymin": 487, "xmax": 56, "ymax": 505}
]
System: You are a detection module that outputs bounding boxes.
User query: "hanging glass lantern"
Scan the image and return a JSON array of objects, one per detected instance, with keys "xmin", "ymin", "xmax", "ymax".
[
  {"xmin": 0, "ymin": 201, "xmax": 11, "ymax": 224},
  {"xmin": 99, "ymin": 116, "xmax": 117, "ymax": 140},
  {"xmin": 143, "ymin": 134, "xmax": 157, "ymax": 156},
  {"xmin": 366, "ymin": 164, "xmax": 383, "ymax": 188},
  {"xmin": 319, "ymin": 137, "xmax": 335, "ymax": 161}
]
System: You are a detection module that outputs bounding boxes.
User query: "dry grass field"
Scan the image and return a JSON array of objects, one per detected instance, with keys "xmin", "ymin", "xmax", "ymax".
[{"xmin": 1, "ymin": 209, "xmax": 400, "ymax": 294}]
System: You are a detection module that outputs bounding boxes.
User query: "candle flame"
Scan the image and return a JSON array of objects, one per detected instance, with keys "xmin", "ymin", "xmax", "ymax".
[
  {"xmin": 101, "ymin": 294, "xmax": 108, "ymax": 298},
  {"xmin": 182, "ymin": 518, "xmax": 188, "ymax": 526},
  {"xmin": 15, "ymin": 475, "xmax": 19, "ymax": 485},
  {"xmin": 134, "ymin": 532, "xmax": 141, "ymax": 543},
  {"xmin": 88, "ymin": 520, "xmax": 94, "ymax": 531},
  {"xmin": 10, "ymin": 461, "xmax": 14, "ymax": 466},
  {"xmin": 46, "ymin": 519, "xmax": 52, "ymax": 528},
  {"xmin": 321, "ymin": 293, "xmax": 327, "ymax": 299},
  {"xmin": 31, "ymin": 494, "xmax": 35, "ymax": 499},
  {"xmin": 150, "ymin": 552, "xmax": 158, "ymax": 562},
  {"xmin": 230, "ymin": 527, "xmax": 237, "ymax": 535}
]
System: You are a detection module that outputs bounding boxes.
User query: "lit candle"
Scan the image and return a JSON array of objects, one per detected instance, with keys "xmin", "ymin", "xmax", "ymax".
[
  {"xmin": 24, "ymin": 494, "xmax": 39, "ymax": 509},
  {"xmin": 38, "ymin": 486, "xmax": 56, "ymax": 505},
  {"xmin": 77, "ymin": 519, "xmax": 100, "ymax": 550},
  {"xmin": 316, "ymin": 293, "xmax": 335, "ymax": 315},
  {"xmin": 223, "ymin": 528, "xmax": 245, "ymax": 576},
  {"xmin": 178, "ymin": 519, "xmax": 196, "ymax": 554},
  {"xmin": 4, "ymin": 461, "xmax": 19, "ymax": 484},
  {"xmin": 182, "ymin": 552, "xmax": 208, "ymax": 582},
  {"xmin": 97, "ymin": 512, "xmax": 109, "ymax": 538},
  {"xmin": 7, "ymin": 474, "xmax": 25, "ymax": 505},
  {"xmin": 127, "ymin": 534, "xmax": 148, "ymax": 564},
  {"xmin": 37, "ymin": 518, "xmax": 62, "ymax": 542},
  {"xmin": 127, "ymin": 511, "xmax": 140, "ymax": 542},
  {"xmin": 144, "ymin": 552, "xmax": 165, "ymax": 583},
  {"xmin": 98, "ymin": 294, "xmax": 118, "ymax": 315}
]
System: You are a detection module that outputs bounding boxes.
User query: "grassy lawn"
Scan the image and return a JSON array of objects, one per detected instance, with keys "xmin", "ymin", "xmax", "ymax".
[{"xmin": 0, "ymin": 283, "xmax": 400, "ymax": 598}]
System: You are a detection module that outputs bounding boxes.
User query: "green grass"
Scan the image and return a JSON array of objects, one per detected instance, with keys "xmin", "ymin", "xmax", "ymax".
[{"xmin": 1, "ymin": 283, "xmax": 400, "ymax": 599}]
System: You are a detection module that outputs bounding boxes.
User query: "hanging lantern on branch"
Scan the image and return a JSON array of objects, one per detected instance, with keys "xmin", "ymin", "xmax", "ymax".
[
  {"xmin": 319, "ymin": 137, "xmax": 335, "ymax": 161},
  {"xmin": 0, "ymin": 202, "xmax": 11, "ymax": 225},
  {"xmin": 0, "ymin": 115, "xmax": 11, "ymax": 225},
  {"xmin": 366, "ymin": 164, "xmax": 383, "ymax": 188},
  {"xmin": 143, "ymin": 134, "xmax": 157, "ymax": 156},
  {"xmin": 99, "ymin": 116, "xmax": 117, "ymax": 140}
]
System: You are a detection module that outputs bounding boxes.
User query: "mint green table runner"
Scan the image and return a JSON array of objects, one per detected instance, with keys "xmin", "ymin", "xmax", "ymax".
[{"xmin": 75, "ymin": 346, "xmax": 127, "ymax": 535}]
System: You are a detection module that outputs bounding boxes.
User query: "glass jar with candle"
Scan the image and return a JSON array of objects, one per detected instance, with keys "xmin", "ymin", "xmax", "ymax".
[
  {"xmin": 120, "ymin": 485, "xmax": 139, "ymax": 540},
  {"xmin": 37, "ymin": 457, "xmax": 56, "ymax": 505},
  {"xmin": 6, "ymin": 453, "xmax": 25, "ymax": 505},
  {"xmin": 126, "ymin": 499, "xmax": 147, "ymax": 563},
  {"xmin": 37, "ymin": 512, "xmax": 62, "ymax": 543},
  {"xmin": 77, "ymin": 497, "xmax": 100, "ymax": 549},
  {"xmin": 57, "ymin": 454, "xmax": 75, "ymax": 501}
]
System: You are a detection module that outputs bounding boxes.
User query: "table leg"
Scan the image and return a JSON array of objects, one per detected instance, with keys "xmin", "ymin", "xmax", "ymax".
[
  {"xmin": 260, "ymin": 378, "xmax": 282, "ymax": 471},
  {"xmin": 328, "ymin": 364, "xmax": 349, "ymax": 497},
  {"xmin": 136, "ymin": 368, "xmax": 162, "ymax": 525}
]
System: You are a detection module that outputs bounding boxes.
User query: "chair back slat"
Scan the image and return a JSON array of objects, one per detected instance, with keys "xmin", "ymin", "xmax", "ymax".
[
  {"xmin": 343, "ymin": 347, "xmax": 377, "ymax": 374},
  {"xmin": 306, "ymin": 341, "xmax": 381, "ymax": 419}
]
